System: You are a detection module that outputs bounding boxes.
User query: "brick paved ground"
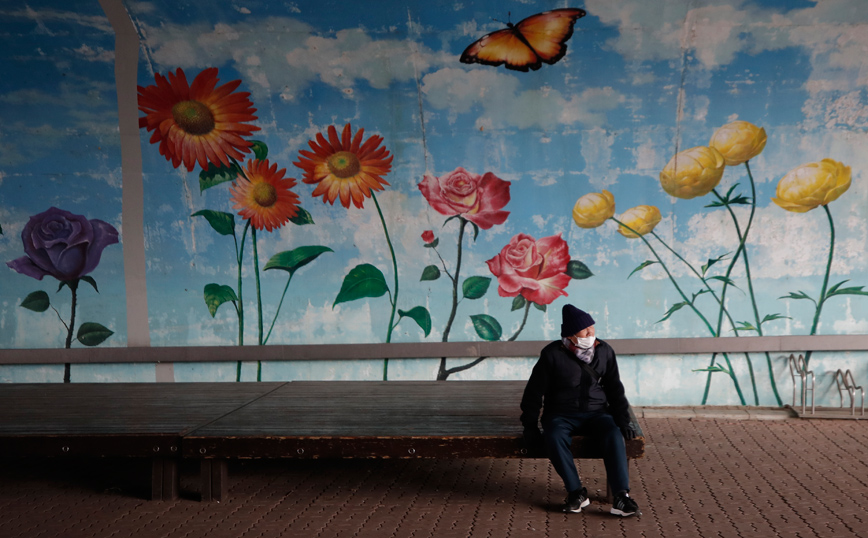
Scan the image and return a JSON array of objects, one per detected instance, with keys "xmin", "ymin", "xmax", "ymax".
[{"xmin": 1, "ymin": 417, "xmax": 866, "ymax": 538}]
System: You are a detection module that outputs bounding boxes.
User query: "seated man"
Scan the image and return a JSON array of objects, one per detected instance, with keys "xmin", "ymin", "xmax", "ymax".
[{"xmin": 520, "ymin": 304, "xmax": 639, "ymax": 516}]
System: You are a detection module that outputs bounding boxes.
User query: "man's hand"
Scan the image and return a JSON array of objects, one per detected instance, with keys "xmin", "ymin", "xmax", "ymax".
[
  {"xmin": 523, "ymin": 427, "xmax": 545, "ymax": 456},
  {"xmin": 620, "ymin": 423, "xmax": 637, "ymax": 441}
]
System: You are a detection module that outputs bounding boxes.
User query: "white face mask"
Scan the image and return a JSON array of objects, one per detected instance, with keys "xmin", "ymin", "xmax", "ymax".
[{"xmin": 575, "ymin": 336, "xmax": 596, "ymax": 349}]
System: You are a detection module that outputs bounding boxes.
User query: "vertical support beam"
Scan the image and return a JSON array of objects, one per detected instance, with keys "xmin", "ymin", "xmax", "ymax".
[
  {"xmin": 200, "ymin": 459, "xmax": 228, "ymax": 502},
  {"xmin": 150, "ymin": 458, "xmax": 179, "ymax": 501}
]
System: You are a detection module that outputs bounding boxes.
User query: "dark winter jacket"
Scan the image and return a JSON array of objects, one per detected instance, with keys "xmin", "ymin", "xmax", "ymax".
[{"xmin": 519, "ymin": 339, "xmax": 631, "ymax": 430}]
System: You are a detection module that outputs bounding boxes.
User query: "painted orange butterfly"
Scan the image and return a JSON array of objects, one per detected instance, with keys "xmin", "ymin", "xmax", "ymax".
[{"xmin": 460, "ymin": 8, "xmax": 587, "ymax": 72}]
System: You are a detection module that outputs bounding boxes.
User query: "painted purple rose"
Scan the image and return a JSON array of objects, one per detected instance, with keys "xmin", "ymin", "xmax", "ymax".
[{"xmin": 7, "ymin": 207, "xmax": 119, "ymax": 282}]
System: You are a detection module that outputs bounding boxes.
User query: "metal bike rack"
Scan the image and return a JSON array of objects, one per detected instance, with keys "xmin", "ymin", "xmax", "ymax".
[
  {"xmin": 788, "ymin": 354, "xmax": 815, "ymax": 415},
  {"xmin": 834, "ymin": 369, "xmax": 865, "ymax": 417}
]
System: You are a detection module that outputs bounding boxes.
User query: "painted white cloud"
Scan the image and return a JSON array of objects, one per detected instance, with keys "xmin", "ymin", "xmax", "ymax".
[
  {"xmin": 138, "ymin": 17, "xmax": 448, "ymax": 102},
  {"xmin": 586, "ymin": 0, "xmax": 868, "ymax": 97},
  {"xmin": 422, "ymin": 67, "xmax": 623, "ymax": 129}
]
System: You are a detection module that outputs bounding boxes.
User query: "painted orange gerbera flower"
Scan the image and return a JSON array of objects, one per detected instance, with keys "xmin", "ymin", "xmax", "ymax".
[
  {"xmin": 293, "ymin": 123, "xmax": 393, "ymax": 209},
  {"xmin": 230, "ymin": 159, "xmax": 300, "ymax": 232},
  {"xmin": 138, "ymin": 67, "xmax": 260, "ymax": 172}
]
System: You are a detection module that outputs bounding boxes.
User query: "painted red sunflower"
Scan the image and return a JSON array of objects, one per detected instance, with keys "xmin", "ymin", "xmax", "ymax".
[
  {"xmin": 293, "ymin": 123, "xmax": 393, "ymax": 209},
  {"xmin": 230, "ymin": 159, "xmax": 300, "ymax": 232},
  {"xmin": 138, "ymin": 67, "xmax": 260, "ymax": 172}
]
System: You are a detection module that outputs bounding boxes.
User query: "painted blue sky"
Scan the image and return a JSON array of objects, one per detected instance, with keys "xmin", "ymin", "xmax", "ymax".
[{"xmin": 2, "ymin": 0, "xmax": 868, "ymax": 350}]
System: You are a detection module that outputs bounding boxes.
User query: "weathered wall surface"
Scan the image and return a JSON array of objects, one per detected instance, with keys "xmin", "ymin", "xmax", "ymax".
[{"xmin": 1, "ymin": 0, "xmax": 867, "ymax": 406}]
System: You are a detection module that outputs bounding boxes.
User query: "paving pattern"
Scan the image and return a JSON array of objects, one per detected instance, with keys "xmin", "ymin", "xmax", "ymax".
[{"xmin": 1, "ymin": 417, "xmax": 866, "ymax": 538}]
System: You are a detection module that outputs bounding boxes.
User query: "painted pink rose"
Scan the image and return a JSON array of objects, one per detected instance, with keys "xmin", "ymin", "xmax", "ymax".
[
  {"xmin": 486, "ymin": 233, "xmax": 571, "ymax": 305},
  {"xmin": 421, "ymin": 230, "xmax": 435, "ymax": 244},
  {"xmin": 418, "ymin": 167, "xmax": 510, "ymax": 229}
]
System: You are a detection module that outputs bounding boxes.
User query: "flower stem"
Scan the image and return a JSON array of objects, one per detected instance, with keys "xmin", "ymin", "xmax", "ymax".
[
  {"xmin": 251, "ymin": 226, "xmax": 264, "ymax": 380},
  {"xmin": 651, "ymin": 230, "xmax": 759, "ymax": 405},
  {"xmin": 264, "ymin": 273, "xmax": 293, "ymax": 345},
  {"xmin": 508, "ymin": 301, "xmax": 532, "ymax": 341},
  {"xmin": 372, "ymin": 193, "xmax": 399, "ymax": 380},
  {"xmin": 438, "ymin": 218, "xmax": 467, "ymax": 381},
  {"xmin": 63, "ymin": 280, "xmax": 79, "ymax": 383},
  {"xmin": 804, "ymin": 204, "xmax": 835, "ymax": 367},
  {"xmin": 614, "ymin": 218, "xmax": 745, "ymax": 405}
]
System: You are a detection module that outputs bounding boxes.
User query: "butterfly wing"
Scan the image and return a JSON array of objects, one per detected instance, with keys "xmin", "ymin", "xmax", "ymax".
[
  {"xmin": 460, "ymin": 27, "xmax": 540, "ymax": 72},
  {"xmin": 460, "ymin": 8, "xmax": 587, "ymax": 71},
  {"xmin": 515, "ymin": 8, "xmax": 586, "ymax": 65}
]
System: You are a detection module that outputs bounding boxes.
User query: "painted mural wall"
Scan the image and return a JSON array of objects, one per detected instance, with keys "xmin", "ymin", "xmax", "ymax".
[{"xmin": 1, "ymin": 0, "xmax": 867, "ymax": 407}]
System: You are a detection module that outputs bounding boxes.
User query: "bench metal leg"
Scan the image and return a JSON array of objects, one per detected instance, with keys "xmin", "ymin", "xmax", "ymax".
[
  {"xmin": 150, "ymin": 458, "xmax": 179, "ymax": 501},
  {"xmin": 200, "ymin": 459, "xmax": 227, "ymax": 502}
]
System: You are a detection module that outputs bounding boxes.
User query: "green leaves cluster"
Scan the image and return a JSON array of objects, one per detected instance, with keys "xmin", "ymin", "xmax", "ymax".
[{"xmin": 19, "ymin": 288, "xmax": 114, "ymax": 347}]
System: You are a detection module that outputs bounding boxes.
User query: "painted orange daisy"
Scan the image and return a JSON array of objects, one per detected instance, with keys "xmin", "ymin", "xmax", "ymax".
[
  {"xmin": 230, "ymin": 159, "xmax": 300, "ymax": 232},
  {"xmin": 294, "ymin": 123, "xmax": 393, "ymax": 209},
  {"xmin": 138, "ymin": 67, "xmax": 260, "ymax": 172}
]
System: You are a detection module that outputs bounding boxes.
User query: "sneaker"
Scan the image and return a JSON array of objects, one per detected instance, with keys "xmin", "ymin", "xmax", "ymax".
[
  {"xmin": 610, "ymin": 491, "xmax": 639, "ymax": 517},
  {"xmin": 563, "ymin": 487, "xmax": 590, "ymax": 513}
]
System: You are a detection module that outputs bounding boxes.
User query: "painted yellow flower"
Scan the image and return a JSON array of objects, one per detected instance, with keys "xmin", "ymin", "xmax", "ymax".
[
  {"xmin": 617, "ymin": 205, "xmax": 662, "ymax": 238},
  {"xmin": 230, "ymin": 159, "xmax": 300, "ymax": 231},
  {"xmin": 293, "ymin": 123, "xmax": 393, "ymax": 209},
  {"xmin": 572, "ymin": 190, "xmax": 615, "ymax": 228},
  {"xmin": 660, "ymin": 146, "xmax": 726, "ymax": 199},
  {"xmin": 771, "ymin": 159, "xmax": 851, "ymax": 213},
  {"xmin": 709, "ymin": 121, "xmax": 767, "ymax": 166}
]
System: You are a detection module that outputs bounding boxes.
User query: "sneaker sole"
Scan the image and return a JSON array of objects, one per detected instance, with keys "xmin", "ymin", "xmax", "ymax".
[
  {"xmin": 565, "ymin": 499, "xmax": 590, "ymax": 513},
  {"xmin": 610, "ymin": 507, "xmax": 638, "ymax": 517}
]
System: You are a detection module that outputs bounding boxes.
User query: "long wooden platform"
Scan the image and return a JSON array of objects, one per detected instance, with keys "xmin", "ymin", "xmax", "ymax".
[{"xmin": 0, "ymin": 381, "xmax": 645, "ymax": 501}]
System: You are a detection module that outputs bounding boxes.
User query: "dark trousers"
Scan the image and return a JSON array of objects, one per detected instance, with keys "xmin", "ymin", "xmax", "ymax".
[{"xmin": 543, "ymin": 411, "xmax": 629, "ymax": 494}]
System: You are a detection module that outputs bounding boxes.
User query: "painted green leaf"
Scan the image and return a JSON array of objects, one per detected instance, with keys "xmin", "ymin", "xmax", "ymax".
[
  {"xmin": 80, "ymin": 276, "xmax": 99, "ymax": 293},
  {"xmin": 76, "ymin": 322, "xmax": 114, "ymax": 347},
  {"xmin": 443, "ymin": 215, "xmax": 459, "ymax": 228},
  {"xmin": 192, "ymin": 210, "xmax": 236, "ymax": 236},
  {"xmin": 708, "ymin": 275, "xmax": 739, "ymax": 290},
  {"xmin": 701, "ymin": 253, "xmax": 729, "ymax": 276},
  {"xmin": 398, "ymin": 306, "xmax": 432, "ymax": 337},
  {"xmin": 533, "ymin": 302, "xmax": 546, "ymax": 312},
  {"xmin": 566, "ymin": 260, "xmax": 593, "ymax": 280},
  {"xmin": 204, "ymin": 283, "xmax": 239, "ymax": 318},
  {"xmin": 779, "ymin": 291, "xmax": 816, "ymax": 305},
  {"xmin": 250, "ymin": 140, "xmax": 268, "ymax": 161},
  {"xmin": 691, "ymin": 289, "xmax": 710, "ymax": 303},
  {"xmin": 511, "ymin": 295, "xmax": 526, "ymax": 312},
  {"xmin": 692, "ymin": 365, "xmax": 729, "ymax": 374},
  {"xmin": 264, "ymin": 245, "xmax": 333, "ymax": 275},
  {"xmin": 825, "ymin": 280, "xmax": 868, "ymax": 299},
  {"xmin": 629, "ymin": 260, "xmax": 657, "ymax": 279},
  {"xmin": 20, "ymin": 291, "xmax": 50, "ymax": 312},
  {"xmin": 421, "ymin": 265, "xmax": 441, "ymax": 281},
  {"xmin": 290, "ymin": 206, "xmax": 314, "ymax": 226},
  {"xmin": 199, "ymin": 162, "xmax": 242, "ymax": 192},
  {"xmin": 735, "ymin": 321, "xmax": 758, "ymax": 332},
  {"xmin": 761, "ymin": 313, "xmax": 790, "ymax": 325},
  {"xmin": 470, "ymin": 314, "xmax": 502, "ymax": 341},
  {"xmin": 462, "ymin": 276, "xmax": 491, "ymax": 299},
  {"xmin": 423, "ymin": 238, "xmax": 439, "ymax": 248},
  {"xmin": 333, "ymin": 264, "xmax": 389, "ymax": 307},
  {"xmin": 657, "ymin": 301, "xmax": 688, "ymax": 323},
  {"xmin": 470, "ymin": 221, "xmax": 480, "ymax": 241}
]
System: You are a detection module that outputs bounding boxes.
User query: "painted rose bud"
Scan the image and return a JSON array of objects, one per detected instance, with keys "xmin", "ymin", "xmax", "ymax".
[
  {"xmin": 7, "ymin": 207, "xmax": 119, "ymax": 282},
  {"xmin": 421, "ymin": 230, "xmax": 435, "ymax": 244},
  {"xmin": 709, "ymin": 121, "xmax": 767, "ymax": 166},
  {"xmin": 486, "ymin": 233, "xmax": 571, "ymax": 306},
  {"xmin": 572, "ymin": 190, "xmax": 615, "ymax": 228},
  {"xmin": 418, "ymin": 167, "xmax": 510, "ymax": 229},
  {"xmin": 617, "ymin": 205, "xmax": 662, "ymax": 238},
  {"xmin": 660, "ymin": 146, "xmax": 726, "ymax": 199},
  {"xmin": 771, "ymin": 159, "xmax": 851, "ymax": 213}
]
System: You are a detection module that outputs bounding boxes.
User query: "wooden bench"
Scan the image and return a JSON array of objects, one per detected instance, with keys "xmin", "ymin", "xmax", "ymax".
[{"xmin": 0, "ymin": 381, "xmax": 644, "ymax": 501}]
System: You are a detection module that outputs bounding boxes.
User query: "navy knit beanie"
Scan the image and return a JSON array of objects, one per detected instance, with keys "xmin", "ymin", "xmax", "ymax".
[{"xmin": 561, "ymin": 304, "xmax": 595, "ymax": 337}]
